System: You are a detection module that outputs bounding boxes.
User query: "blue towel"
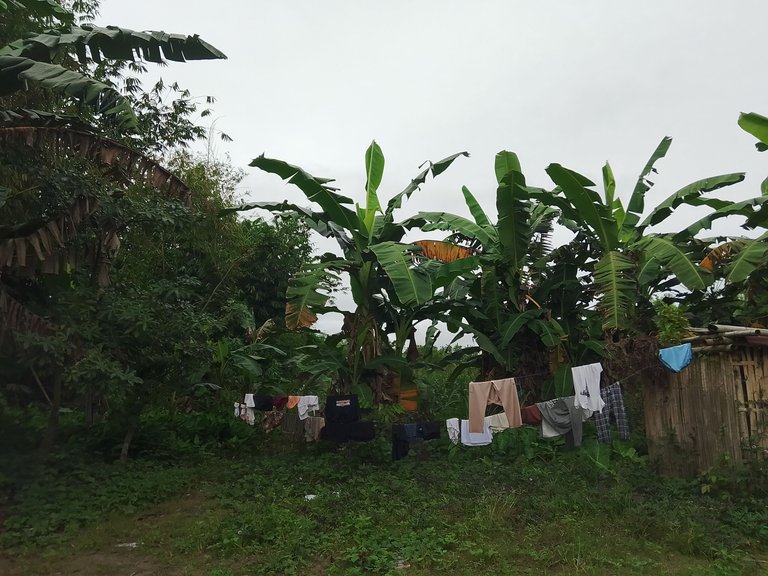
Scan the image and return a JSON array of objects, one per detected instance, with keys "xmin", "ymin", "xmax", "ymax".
[{"xmin": 659, "ymin": 343, "xmax": 693, "ymax": 373}]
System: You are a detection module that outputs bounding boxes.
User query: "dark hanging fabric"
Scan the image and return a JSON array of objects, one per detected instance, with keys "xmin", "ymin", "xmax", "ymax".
[
  {"xmin": 391, "ymin": 421, "xmax": 442, "ymax": 460},
  {"xmin": 251, "ymin": 395, "xmax": 273, "ymax": 411},
  {"xmin": 273, "ymin": 396, "xmax": 289, "ymax": 410},
  {"xmin": 324, "ymin": 395, "xmax": 361, "ymax": 424},
  {"xmin": 320, "ymin": 421, "xmax": 375, "ymax": 443},
  {"xmin": 521, "ymin": 404, "xmax": 543, "ymax": 425},
  {"xmin": 594, "ymin": 382, "xmax": 630, "ymax": 443}
]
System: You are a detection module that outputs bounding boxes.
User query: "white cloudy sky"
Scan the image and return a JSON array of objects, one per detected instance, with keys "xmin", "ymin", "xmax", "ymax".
[{"xmin": 100, "ymin": 1, "xmax": 767, "ymax": 335}]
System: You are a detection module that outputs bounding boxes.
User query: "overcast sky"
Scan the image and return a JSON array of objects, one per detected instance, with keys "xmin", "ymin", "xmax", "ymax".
[{"xmin": 101, "ymin": 1, "xmax": 768, "ymax": 336}]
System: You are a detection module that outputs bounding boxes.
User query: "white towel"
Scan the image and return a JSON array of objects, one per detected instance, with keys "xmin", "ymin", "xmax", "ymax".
[
  {"xmin": 244, "ymin": 393, "xmax": 256, "ymax": 408},
  {"xmin": 460, "ymin": 417, "xmax": 493, "ymax": 446},
  {"xmin": 572, "ymin": 363, "xmax": 605, "ymax": 413},
  {"xmin": 298, "ymin": 395, "xmax": 319, "ymax": 420}
]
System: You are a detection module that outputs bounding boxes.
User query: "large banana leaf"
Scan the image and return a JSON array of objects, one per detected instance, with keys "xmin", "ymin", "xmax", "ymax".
[
  {"xmin": 499, "ymin": 309, "xmax": 543, "ymax": 348},
  {"xmin": 285, "ymin": 260, "xmax": 344, "ymax": 330},
  {"xmin": 673, "ymin": 196, "xmax": 768, "ymax": 240},
  {"xmin": 412, "ymin": 239, "xmax": 474, "ymax": 263},
  {"xmin": 725, "ymin": 233, "xmax": 768, "ymax": 283},
  {"xmin": 738, "ymin": 112, "xmax": 768, "ymax": 151},
  {"xmin": 249, "ymin": 155, "xmax": 361, "ymax": 234},
  {"xmin": 1, "ymin": 25, "xmax": 226, "ymax": 63},
  {"xmin": 449, "ymin": 320, "xmax": 507, "ymax": 368},
  {"xmin": 546, "ymin": 163, "xmax": 618, "ymax": 251},
  {"xmin": 362, "ymin": 140, "xmax": 384, "ymax": 233},
  {"xmin": 461, "ymin": 185, "xmax": 491, "ymax": 227},
  {"xmin": 0, "ymin": 288, "xmax": 54, "ymax": 337},
  {"xmin": 0, "ymin": 107, "xmax": 89, "ymax": 128},
  {"xmin": 639, "ymin": 172, "xmax": 746, "ymax": 229},
  {"xmin": 529, "ymin": 318, "xmax": 565, "ymax": 348},
  {"xmin": 635, "ymin": 235, "xmax": 712, "ymax": 290},
  {"xmin": 429, "ymin": 255, "xmax": 480, "ymax": 289},
  {"xmin": 496, "ymin": 169, "xmax": 531, "ymax": 273},
  {"xmin": 369, "ymin": 241, "xmax": 433, "ymax": 306},
  {"xmin": 594, "ymin": 250, "xmax": 637, "ymax": 331},
  {"xmin": 494, "ymin": 151, "xmax": 522, "ymax": 183},
  {"xmin": 627, "ymin": 136, "xmax": 672, "ymax": 215},
  {"xmin": 0, "ymin": 56, "xmax": 136, "ymax": 128},
  {"xmin": 0, "ymin": 0, "xmax": 73, "ymax": 23},
  {"xmin": 602, "ymin": 162, "xmax": 616, "ymax": 210},
  {"xmin": 383, "ymin": 151, "xmax": 468, "ymax": 220}
]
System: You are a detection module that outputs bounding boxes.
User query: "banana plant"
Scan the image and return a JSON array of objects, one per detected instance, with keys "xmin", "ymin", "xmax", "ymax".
[
  {"xmin": 537, "ymin": 138, "xmax": 748, "ymax": 333},
  {"xmin": 226, "ymin": 142, "xmax": 469, "ymax": 401},
  {"xmin": 0, "ymin": 9, "xmax": 226, "ymax": 129},
  {"xmin": 403, "ymin": 151, "xmax": 568, "ymax": 395}
]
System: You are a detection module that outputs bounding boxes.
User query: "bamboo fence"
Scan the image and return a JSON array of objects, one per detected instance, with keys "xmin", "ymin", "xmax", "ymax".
[{"xmin": 644, "ymin": 328, "xmax": 768, "ymax": 476}]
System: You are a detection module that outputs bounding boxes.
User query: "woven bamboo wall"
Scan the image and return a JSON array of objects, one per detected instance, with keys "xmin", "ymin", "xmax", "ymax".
[
  {"xmin": 732, "ymin": 345, "xmax": 768, "ymax": 457},
  {"xmin": 643, "ymin": 351, "xmax": 750, "ymax": 476}
]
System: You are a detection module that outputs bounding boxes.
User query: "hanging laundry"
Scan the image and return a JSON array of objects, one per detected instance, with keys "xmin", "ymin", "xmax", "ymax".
[
  {"xmin": 595, "ymin": 382, "xmax": 630, "ymax": 443},
  {"xmin": 281, "ymin": 412, "xmax": 304, "ymax": 435},
  {"xmin": 446, "ymin": 418, "xmax": 461, "ymax": 445},
  {"xmin": 392, "ymin": 423, "xmax": 418, "ymax": 461},
  {"xmin": 521, "ymin": 404, "xmax": 543, "ymax": 425},
  {"xmin": 572, "ymin": 363, "xmax": 605, "ymax": 413},
  {"xmin": 297, "ymin": 396, "xmax": 320, "ymax": 420},
  {"xmin": 324, "ymin": 395, "xmax": 361, "ymax": 424},
  {"xmin": 536, "ymin": 396, "xmax": 590, "ymax": 448},
  {"xmin": 391, "ymin": 422, "xmax": 442, "ymax": 461},
  {"xmin": 320, "ymin": 394, "xmax": 372, "ymax": 442},
  {"xmin": 262, "ymin": 407, "xmax": 285, "ymax": 432},
  {"xmin": 273, "ymin": 396, "xmax": 289, "ymax": 410},
  {"xmin": 304, "ymin": 416, "xmax": 325, "ymax": 442},
  {"xmin": 287, "ymin": 395, "xmax": 300, "ymax": 409},
  {"xmin": 245, "ymin": 394, "xmax": 273, "ymax": 411},
  {"xmin": 320, "ymin": 421, "xmax": 375, "ymax": 442},
  {"xmin": 487, "ymin": 412, "xmax": 510, "ymax": 434},
  {"xmin": 460, "ymin": 417, "xmax": 493, "ymax": 447},
  {"xmin": 468, "ymin": 378, "xmax": 523, "ymax": 433},
  {"xmin": 659, "ymin": 343, "xmax": 693, "ymax": 373}
]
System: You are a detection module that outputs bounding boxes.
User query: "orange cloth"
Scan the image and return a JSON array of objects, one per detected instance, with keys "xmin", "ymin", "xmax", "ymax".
[
  {"xmin": 468, "ymin": 378, "xmax": 522, "ymax": 433},
  {"xmin": 287, "ymin": 396, "xmax": 300, "ymax": 409},
  {"xmin": 399, "ymin": 389, "xmax": 418, "ymax": 412}
]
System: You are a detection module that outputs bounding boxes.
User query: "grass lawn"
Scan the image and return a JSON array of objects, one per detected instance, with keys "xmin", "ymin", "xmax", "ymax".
[{"xmin": 1, "ymin": 428, "xmax": 767, "ymax": 575}]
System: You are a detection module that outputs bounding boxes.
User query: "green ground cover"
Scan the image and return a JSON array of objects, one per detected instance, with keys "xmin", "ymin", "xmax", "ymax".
[{"xmin": 1, "ymin": 414, "xmax": 767, "ymax": 576}]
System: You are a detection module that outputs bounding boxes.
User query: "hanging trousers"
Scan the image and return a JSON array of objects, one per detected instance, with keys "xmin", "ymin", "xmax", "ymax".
[
  {"xmin": 468, "ymin": 378, "xmax": 522, "ymax": 433},
  {"xmin": 594, "ymin": 383, "xmax": 630, "ymax": 443}
]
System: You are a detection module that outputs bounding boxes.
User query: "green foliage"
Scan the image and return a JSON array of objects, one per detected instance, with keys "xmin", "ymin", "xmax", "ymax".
[{"xmin": 654, "ymin": 301, "xmax": 691, "ymax": 346}]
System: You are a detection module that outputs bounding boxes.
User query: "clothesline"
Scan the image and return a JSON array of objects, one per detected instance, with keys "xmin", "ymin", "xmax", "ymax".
[{"xmin": 509, "ymin": 360, "xmax": 661, "ymax": 384}]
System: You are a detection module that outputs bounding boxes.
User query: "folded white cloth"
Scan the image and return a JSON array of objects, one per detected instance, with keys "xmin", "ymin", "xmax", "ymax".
[
  {"xmin": 460, "ymin": 417, "xmax": 493, "ymax": 446},
  {"xmin": 244, "ymin": 393, "xmax": 256, "ymax": 408},
  {"xmin": 487, "ymin": 412, "xmax": 510, "ymax": 434},
  {"xmin": 298, "ymin": 395, "xmax": 319, "ymax": 420},
  {"xmin": 446, "ymin": 418, "xmax": 461, "ymax": 445}
]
